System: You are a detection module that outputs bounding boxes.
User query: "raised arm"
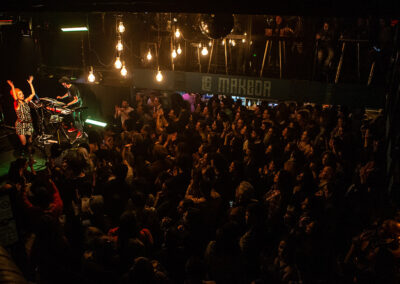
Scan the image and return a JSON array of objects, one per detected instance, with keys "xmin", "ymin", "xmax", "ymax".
[
  {"xmin": 7, "ymin": 80, "xmax": 17, "ymax": 101},
  {"xmin": 25, "ymin": 76, "xmax": 36, "ymax": 103},
  {"xmin": 114, "ymin": 105, "xmax": 121, "ymax": 119}
]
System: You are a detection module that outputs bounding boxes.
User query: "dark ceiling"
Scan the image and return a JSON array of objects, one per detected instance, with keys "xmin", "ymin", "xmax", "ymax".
[{"xmin": 0, "ymin": 0, "xmax": 399, "ymax": 17}]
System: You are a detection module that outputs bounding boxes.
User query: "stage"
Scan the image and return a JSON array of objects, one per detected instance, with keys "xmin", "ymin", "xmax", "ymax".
[
  {"xmin": 0, "ymin": 124, "xmax": 88, "ymax": 185},
  {"xmin": 0, "ymin": 127, "xmax": 46, "ymax": 183}
]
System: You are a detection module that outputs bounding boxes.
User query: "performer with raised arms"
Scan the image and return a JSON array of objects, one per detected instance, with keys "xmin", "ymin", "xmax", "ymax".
[{"xmin": 7, "ymin": 76, "xmax": 36, "ymax": 152}]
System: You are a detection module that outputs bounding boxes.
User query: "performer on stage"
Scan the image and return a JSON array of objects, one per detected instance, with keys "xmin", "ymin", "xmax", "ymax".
[
  {"xmin": 7, "ymin": 76, "xmax": 36, "ymax": 150},
  {"xmin": 57, "ymin": 76, "xmax": 83, "ymax": 139}
]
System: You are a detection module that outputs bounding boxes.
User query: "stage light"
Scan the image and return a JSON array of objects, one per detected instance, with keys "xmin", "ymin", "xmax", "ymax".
[
  {"xmin": 61, "ymin": 27, "xmax": 88, "ymax": 32},
  {"xmin": 175, "ymin": 28, "xmax": 181, "ymax": 38},
  {"xmin": 156, "ymin": 70, "xmax": 163, "ymax": 82},
  {"xmin": 85, "ymin": 119, "xmax": 107, "ymax": 127},
  {"xmin": 88, "ymin": 67, "xmax": 95, "ymax": 82},
  {"xmin": 147, "ymin": 50, "xmax": 152, "ymax": 60},
  {"xmin": 172, "ymin": 49, "xmax": 177, "ymax": 58},
  {"xmin": 118, "ymin": 22, "xmax": 125, "ymax": 33},
  {"xmin": 115, "ymin": 57, "xmax": 122, "ymax": 69},
  {"xmin": 121, "ymin": 64, "xmax": 127, "ymax": 76},
  {"xmin": 177, "ymin": 44, "xmax": 182, "ymax": 54},
  {"xmin": 201, "ymin": 46, "xmax": 209, "ymax": 56},
  {"xmin": 116, "ymin": 40, "xmax": 123, "ymax": 51}
]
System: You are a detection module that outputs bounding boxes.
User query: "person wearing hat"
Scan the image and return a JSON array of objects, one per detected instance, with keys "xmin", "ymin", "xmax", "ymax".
[{"xmin": 57, "ymin": 76, "xmax": 83, "ymax": 138}]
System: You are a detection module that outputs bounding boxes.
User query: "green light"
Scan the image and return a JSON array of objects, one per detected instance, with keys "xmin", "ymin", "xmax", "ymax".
[
  {"xmin": 61, "ymin": 27, "xmax": 88, "ymax": 32},
  {"xmin": 253, "ymin": 53, "xmax": 257, "ymax": 57},
  {"xmin": 85, "ymin": 119, "xmax": 107, "ymax": 127}
]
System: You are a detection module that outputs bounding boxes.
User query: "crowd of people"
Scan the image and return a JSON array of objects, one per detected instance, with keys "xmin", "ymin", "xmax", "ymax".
[{"xmin": 2, "ymin": 91, "xmax": 400, "ymax": 283}]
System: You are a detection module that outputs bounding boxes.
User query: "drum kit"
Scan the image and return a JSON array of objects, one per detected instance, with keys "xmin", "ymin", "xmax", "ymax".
[{"xmin": 31, "ymin": 97, "xmax": 87, "ymax": 147}]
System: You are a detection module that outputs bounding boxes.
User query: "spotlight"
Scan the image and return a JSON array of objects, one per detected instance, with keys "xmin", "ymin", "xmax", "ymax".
[
  {"xmin": 116, "ymin": 40, "xmax": 123, "ymax": 51},
  {"xmin": 201, "ymin": 46, "xmax": 208, "ymax": 56},
  {"xmin": 175, "ymin": 28, "xmax": 181, "ymax": 38},
  {"xmin": 115, "ymin": 57, "xmax": 122, "ymax": 69},
  {"xmin": 147, "ymin": 50, "xmax": 152, "ymax": 61},
  {"xmin": 156, "ymin": 70, "xmax": 163, "ymax": 82},
  {"xmin": 118, "ymin": 22, "xmax": 125, "ymax": 33}
]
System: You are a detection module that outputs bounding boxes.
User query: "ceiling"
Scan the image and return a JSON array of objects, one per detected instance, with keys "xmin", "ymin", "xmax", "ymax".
[{"xmin": 0, "ymin": 0, "xmax": 398, "ymax": 17}]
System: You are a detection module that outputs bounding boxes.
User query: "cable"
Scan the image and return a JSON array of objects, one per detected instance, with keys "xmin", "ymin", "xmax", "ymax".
[{"xmin": 88, "ymin": 48, "xmax": 114, "ymax": 67}]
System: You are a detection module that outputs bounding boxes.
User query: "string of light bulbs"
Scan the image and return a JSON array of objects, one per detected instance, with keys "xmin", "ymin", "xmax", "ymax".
[
  {"xmin": 155, "ymin": 14, "xmax": 163, "ymax": 82},
  {"xmin": 170, "ymin": 17, "xmax": 182, "ymax": 61},
  {"xmin": 86, "ymin": 14, "xmax": 96, "ymax": 83},
  {"xmin": 87, "ymin": 14, "xmax": 248, "ymax": 85},
  {"xmin": 114, "ymin": 16, "xmax": 128, "ymax": 77}
]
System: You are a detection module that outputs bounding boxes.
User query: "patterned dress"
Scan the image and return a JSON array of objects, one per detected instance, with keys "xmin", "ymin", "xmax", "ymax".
[{"xmin": 15, "ymin": 101, "xmax": 33, "ymax": 135}]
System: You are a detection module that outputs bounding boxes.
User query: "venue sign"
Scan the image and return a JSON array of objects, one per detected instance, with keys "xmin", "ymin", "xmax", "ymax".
[{"xmin": 131, "ymin": 69, "xmax": 384, "ymax": 108}]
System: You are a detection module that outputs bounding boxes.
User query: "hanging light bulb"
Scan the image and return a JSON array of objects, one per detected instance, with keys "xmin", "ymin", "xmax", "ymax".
[
  {"xmin": 208, "ymin": 41, "xmax": 212, "ymax": 47},
  {"xmin": 198, "ymin": 43, "xmax": 202, "ymax": 48},
  {"xmin": 177, "ymin": 44, "xmax": 182, "ymax": 55},
  {"xmin": 115, "ymin": 57, "xmax": 122, "ymax": 69},
  {"xmin": 116, "ymin": 40, "xmax": 123, "ymax": 51},
  {"xmin": 172, "ymin": 49, "xmax": 177, "ymax": 58},
  {"xmin": 175, "ymin": 28, "xmax": 180, "ymax": 38},
  {"xmin": 156, "ymin": 70, "xmax": 163, "ymax": 82},
  {"xmin": 118, "ymin": 22, "xmax": 125, "ymax": 33},
  {"xmin": 121, "ymin": 64, "xmax": 127, "ymax": 77},
  {"xmin": 146, "ymin": 50, "xmax": 152, "ymax": 61},
  {"xmin": 88, "ymin": 67, "xmax": 95, "ymax": 83},
  {"xmin": 231, "ymin": 40, "xmax": 236, "ymax": 46},
  {"xmin": 222, "ymin": 40, "xmax": 225, "ymax": 46},
  {"xmin": 228, "ymin": 39, "xmax": 232, "ymax": 44},
  {"xmin": 242, "ymin": 38, "xmax": 246, "ymax": 43},
  {"xmin": 201, "ymin": 46, "xmax": 208, "ymax": 56}
]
